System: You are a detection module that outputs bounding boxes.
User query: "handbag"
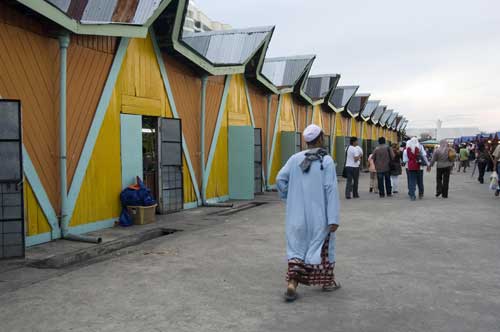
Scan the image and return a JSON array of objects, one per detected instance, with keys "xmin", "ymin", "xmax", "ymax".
[{"xmin": 342, "ymin": 146, "xmax": 349, "ymax": 178}]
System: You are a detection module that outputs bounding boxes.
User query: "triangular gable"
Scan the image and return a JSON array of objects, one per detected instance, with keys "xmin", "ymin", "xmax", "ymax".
[
  {"xmin": 303, "ymin": 74, "xmax": 340, "ymax": 106},
  {"xmin": 262, "ymin": 55, "xmax": 316, "ymax": 93}
]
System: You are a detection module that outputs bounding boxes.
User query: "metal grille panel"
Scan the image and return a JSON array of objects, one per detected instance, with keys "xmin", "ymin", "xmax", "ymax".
[
  {"xmin": 254, "ymin": 129, "xmax": 263, "ymax": 193},
  {"xmin": 0, "ymin": 100, "xmax": 24, "ymax": 259},
  {"xmin": 160, "ymin": 118, "xmax": 183, "ymax": 213}
]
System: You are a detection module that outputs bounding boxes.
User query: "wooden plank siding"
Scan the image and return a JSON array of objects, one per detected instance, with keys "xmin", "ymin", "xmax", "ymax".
[
  {"xmin": 322, "ymin": 108, "xmax": 331, "ymax": 134},
  {"xmin": 205, "ymin": 76, "xmax": 225, "ymax": 166},
  {"xmin": 0, "ymin": 16, "xmax": 60, "ymax": 212},
  {"xmin": 248, "ymin": 83, "xmax": 269, "ymax": 180},
  {"xmin": 163, "ymin": 55, "xmax": 202, "ymax": 188},
  {"xmin": 67, "ymin": 35, "xmax": 116, "ymax": 185}
]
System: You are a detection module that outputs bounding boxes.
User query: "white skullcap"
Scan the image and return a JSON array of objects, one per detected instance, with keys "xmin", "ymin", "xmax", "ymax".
[{"xmin": 303, "ymin": 124, "xmax": 322, "ymax": 143}]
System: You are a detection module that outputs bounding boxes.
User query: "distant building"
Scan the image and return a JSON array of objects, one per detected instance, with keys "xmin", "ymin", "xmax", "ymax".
[
  {"xmin": 183, "ymin": 1, "xmax": 232, "ymax": 33},
  {"xmin": 406, "ymin": 120, "xmax": 480, "ymax": 141}
]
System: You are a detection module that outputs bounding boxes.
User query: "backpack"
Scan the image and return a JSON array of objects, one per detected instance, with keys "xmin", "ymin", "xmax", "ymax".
[{"xmin": 448, "ymin": 148, "xmax": 456, "ymax": 162}]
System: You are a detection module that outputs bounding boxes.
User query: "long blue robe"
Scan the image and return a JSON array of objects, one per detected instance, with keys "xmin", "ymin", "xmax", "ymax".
[{"xmin": 276, "ymin": 151, "xmax": 340, "ymax": 265}]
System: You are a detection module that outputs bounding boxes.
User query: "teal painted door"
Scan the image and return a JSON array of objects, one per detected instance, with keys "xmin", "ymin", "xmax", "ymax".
[
  {"xmin": 229, "ymin": 126, "xmax": 254, "ymax": 200},
  {"xmin": 120, "ymin": 114, "xmax": 143, "ymax": 189}
]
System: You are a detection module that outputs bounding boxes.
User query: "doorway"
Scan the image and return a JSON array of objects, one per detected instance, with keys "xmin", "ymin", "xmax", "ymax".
[
  {"xmin": 142, "ymin": 117, "xmax": 159, "ymax": 203},
  {"xmin": 0, "ymin": 100, "xmax": 24, "ymax": 259}
]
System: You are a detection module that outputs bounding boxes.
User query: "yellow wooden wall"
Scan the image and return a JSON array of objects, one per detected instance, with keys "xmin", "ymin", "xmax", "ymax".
[
  {"xmin": 312, "ymin": 105, "xmax": 323, "ymax": 128},
  {"xmin": 268, "ymin": 94, "xmax": 297, "ymax": 185},
  {"xmin": 227, "ymin": 74, "xmax": 251, "ymax": 126},
  {"xmin": 350, "ymin": 118, "xmax": 357, "ymax": 137},
  {"xmin": 118, "ymin": 35, "xmax": 196, "ymax": 204},
  {"xmin": 206, "ymin": 74, "xmax": 254, "ymax": 199},
  {"xmin": 24, "ymin": 181, "xmax": 51, "ymax": 236},
  {"xmin": 70, "ymin": 88, "xmax": 122, "ymax": 226}
]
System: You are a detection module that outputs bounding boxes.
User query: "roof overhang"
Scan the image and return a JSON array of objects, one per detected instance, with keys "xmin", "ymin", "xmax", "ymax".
[
  {"xmin": 345, "ymin": 93, "xmax": 370, "ymax": 118},
  {"xmin": 302, "ymin": 74, "xmax": 341, "ymax": 108},
  {"xmin": 15, "ymin": 0, "xmax": 174, "ymax": 37},
  {"xmin": 329, "ymin": 86, "xmax": 359, "ymax": 115},
  {"xmin": 360, "ymin": 100, "xmax": 380, "ymax": 122}
]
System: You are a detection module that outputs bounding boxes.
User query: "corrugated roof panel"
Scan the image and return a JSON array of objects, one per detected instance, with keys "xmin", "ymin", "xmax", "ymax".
[
  {"xmin": 133, "ymin": 0, "xmax": 162, "ymax": 24},
  {"xmin": 81, "ymin": 0, "xmax": 118, "ymax": 23},
  {"xmin": 182, "ymin": 28, "xmax": 270, "ymax": 65},
  {"xmin": 47, "ymin": 0, "xmax": 71, "ymax": 12},
  {"xmin": 371, "ymin": 106, "xmax": 387, "ymax": 123},
  {"xmin": 305, "ymin": 75, "xmax": 339, "ymax": 100},
  {"xmin": 388, "ymin": 112, "xmax": 398, "ymax": 128},
  {"xmin": 361, "ymin": 100, "xmax": 380, "ymax": 119},
  {"xmin": 380, "ymin": 109, "xmax": 394, "ymax": 126},
  {"xmin": 330, "ymin": 86, "xmax": 358, "ymax": 108},
  {"xmin": 262, "ymin": 55, "xmax": 314, "ymax": 88}
]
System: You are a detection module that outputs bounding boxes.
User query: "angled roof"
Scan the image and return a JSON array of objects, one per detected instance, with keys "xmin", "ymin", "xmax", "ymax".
[
  {"xmin": 16, "ymin": 0, "xmax": 173, "ymax": 37},
  {"xmin": 401, "ymin": 120, "xmax": 409, "ymax": 131},
  {"xmin": 262, "ymin": 55, "xmax": 316, "ymax": 92},
  {"xmin": 361, "ymin": 100, "xmax": 380, "ymax": 121},
  {"xmin": 302, "ymin": 74, "xmax": 340, "ymax": 106},
  {"xmin": 371, "ymin": 105, "xmax": 387, "ymax": 125},
  {"xmin": 397, "ymin": 117, "xmax": 406, "ymax": 131},
  {"xmin": 345, "ymin": 93, "xmax": 370, "ymax": 118},
  {"xmin": 388, "ymin": 112, "xmax": 399, "ymax": 130},
  {"xmin": 387, "ymin": 112, "xmax": 398, "ymax": 129},
  {"xmin": 329, "ymin": 86, "xmax": 359, "ymax": 112},
  {"xmin": 380, "ymin": 109, "xmax": 394, "ymax": 128},
  {"xmin": 182, "ymin": 26, "xmax": 273, "ymax": 66}
]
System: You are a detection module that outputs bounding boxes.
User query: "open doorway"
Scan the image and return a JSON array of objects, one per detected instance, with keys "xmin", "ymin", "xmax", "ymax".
[{"xmin": 142, "ymin": 117, "xmax": 159, "ymax": 203}]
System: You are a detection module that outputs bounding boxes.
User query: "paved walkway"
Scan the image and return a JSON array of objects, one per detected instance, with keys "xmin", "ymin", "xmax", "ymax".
[{"xmin": 0, "ymin": 169, "xmax": 499, "ymax": 332}]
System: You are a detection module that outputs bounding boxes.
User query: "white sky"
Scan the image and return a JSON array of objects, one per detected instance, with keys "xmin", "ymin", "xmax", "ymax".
[{"xmin": 194, "ymin": 0, "xmax": 500, "ymax": 132}]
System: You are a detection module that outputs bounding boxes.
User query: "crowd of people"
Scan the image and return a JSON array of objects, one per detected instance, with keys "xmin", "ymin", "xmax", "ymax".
[{"xmin": 343, "ymin": 136, "xmax": 500, "ymax": 201}]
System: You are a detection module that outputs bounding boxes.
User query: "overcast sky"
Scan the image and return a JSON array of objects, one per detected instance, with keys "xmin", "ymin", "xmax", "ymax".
[{"xmin": 195, "ymin": 0, "xmax": 500, "ymax": 131}]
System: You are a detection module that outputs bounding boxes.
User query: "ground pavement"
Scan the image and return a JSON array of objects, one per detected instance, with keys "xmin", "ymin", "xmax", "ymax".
[{"xmin": 0, "ymin": 169, "xmax": 499, "ymax": 332}]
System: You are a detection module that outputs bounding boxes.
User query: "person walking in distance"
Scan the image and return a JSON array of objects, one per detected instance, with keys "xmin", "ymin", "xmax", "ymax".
[
  {"xmin": 404, "ymin": 139, "xmax": 429, "ymax": 199},
  {"xmin": 368, "ymin": 153, "xmax": 378, "ymax": 194},
  {"xmin": 276, "ymin": 124, "xmax": 341, "ymax": 302},
  {"xmin": 492, "ymin": 143, "xmax": 500, "ymax": 197},
  {"xmin": 458, "ymin": 144, "xmax": 469, "ymax": 172},
  {"xmin": 390, "ymin": 143, "xmax": 403, "ymax": 194},
  {"xmin": 476, "ymin": 143, "xmax": 491, "ymax": 184},
  {"xmin": 405, "ymin": 137, "xmax": 421, "ymax": 201},
  {"xmin": 344, "ymin": 137, "xmax": 363, "ymax": 199},
  {"xmin": 372, "ymin": 137, "xmax": 394, "ymax": 198},
  {"xmin": 427, "ymin": 139, "xmax": 454, "ymax": 198}
]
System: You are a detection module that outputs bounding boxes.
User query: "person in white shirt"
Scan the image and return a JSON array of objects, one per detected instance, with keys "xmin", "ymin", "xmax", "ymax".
[{"xmin": 345, "ymin": 137, "xmax": 363, "ymax": 199}]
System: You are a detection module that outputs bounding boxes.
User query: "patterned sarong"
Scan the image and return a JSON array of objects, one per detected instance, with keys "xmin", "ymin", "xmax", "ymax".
[{"xmin": 286, "ymin": 233, "xmax": 336, "ymax": 286}]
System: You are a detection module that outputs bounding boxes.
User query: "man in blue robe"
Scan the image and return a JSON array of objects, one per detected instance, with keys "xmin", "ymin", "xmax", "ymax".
[{"xmin": 277, "ymin": 124, "xmax": 341, "ymax": 302}]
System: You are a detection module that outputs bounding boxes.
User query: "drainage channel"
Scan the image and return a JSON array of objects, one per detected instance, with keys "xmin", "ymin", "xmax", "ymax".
[
  {"xmin": 28, "ymin": 228, "xmax": 180, "ymax": 269},
  {"xmin": 209, "ymin": 202, "xmax": 268, "ymax": 216}
]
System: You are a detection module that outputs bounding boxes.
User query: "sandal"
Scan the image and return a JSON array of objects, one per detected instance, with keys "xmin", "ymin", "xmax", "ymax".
[{"xmin": 284, "ymin": 286, "xmax": 298, "ymax": 302}]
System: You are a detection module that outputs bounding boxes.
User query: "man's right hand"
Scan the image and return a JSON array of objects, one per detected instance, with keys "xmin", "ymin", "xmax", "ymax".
[{"xmin": 330, "ymin": 224, "xmax": 339, "ymax": 233}]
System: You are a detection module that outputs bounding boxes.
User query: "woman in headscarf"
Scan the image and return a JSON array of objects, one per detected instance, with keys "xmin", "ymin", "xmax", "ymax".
[
  {"xmin": 404, "ymin": 137, "xmax": 421, "ymax": 201},
  {"xmin": 427, "ymin": 139, "xmax": 454, "ymax": 198}
]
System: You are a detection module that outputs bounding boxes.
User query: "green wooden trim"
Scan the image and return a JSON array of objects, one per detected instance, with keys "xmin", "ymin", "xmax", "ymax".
[
  {"xmin": 203, "ymin": 75, "xmax": 232, "ymax": 193},
  {"xmin": 266, "ymin": 94, "xmax": 283, "ymax": 188},
  {"xmin": 151, "ymin": 29, "xmax": 201, "ymax": 204},
  {"xmin": 68, "ymin": 218, "xmax": 117, "ymax": 236},
  {"xmin": 243, "ymin": 77, "xmax": 256, "ymax": 128},
  {"xmin": 183, "ymin": 202, "xmax": 198, "ymax": 210},
  {"xmin": 22, "ymin": 146, "xmax": 60, "ymax": 237},
  {"xmin": 26, "ymin": 232, "xmax": 52, "ymax": 247},
  {"xmin": 67, "ymin": 38, "xmax": 130, "ymax": 224}
]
